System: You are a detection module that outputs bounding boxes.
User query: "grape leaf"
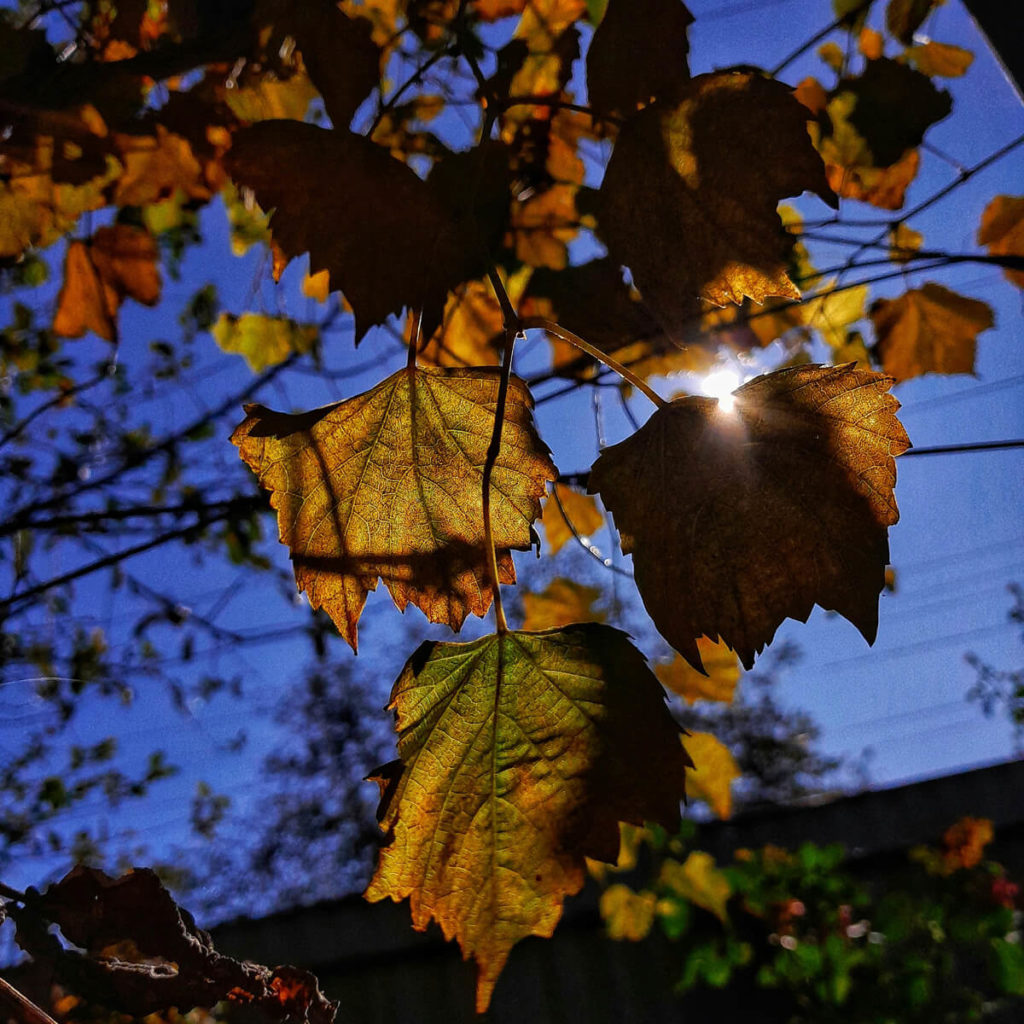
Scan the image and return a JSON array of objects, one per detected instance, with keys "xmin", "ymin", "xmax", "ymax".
[
  {"xmin": 870, "ymin": 283, "xmax": 994, "ymax": 381},
  {"xmin": 977, "ymin": 195, "xmax": 1024, "ymax": 288},
  {"xmin": 540, "ymin": 483, "xmax": 604, "ymax": 553},
  {"xmin": 659, "ymin": 850, "xmax": 730, "ymax": 920},
  {"xmin": 226, "ymin": 126, "xmax": 510, "ymax": 340},
  {"xmin": 907, "ymin": 41, "xmax": 974, "ymax": 78},
  {"xmin": 655, "ymin": 641, "xmax": 740, "ymax": 705},
  {"xmin": 54, "ymin": 224, "xmax": 161, "ymax": 341},
  {"xmin": 365, "ymin": 624, "xmax": 690, "ymax": 1011},
  {"xmin": 600, "ymin": 884, "xmax": 657, "ymax": 940},
  {"xmin": 597, "ymin": 71, "xmax": 837, "ymax": 337},
  {"xmin": 211, "ymin": 313, "xmax": 318, "ymax": 372},
  {"xmin": 231, "ymin": 367, "xmax": 555, "ymax": 649},
  {"xmin": 586, "ymin": 0, "xmax": 693, "ymax": 119},
  {"xmin": 682, "ymin": 731, "xmax": 739, "ymax": 819},
  {"xmin": 521, "ymin": 578, "xmax": 605, "ymax": 630},
  {"xmin": 588, "ymin": 363, "xmax": 910, "ymax": 670}
]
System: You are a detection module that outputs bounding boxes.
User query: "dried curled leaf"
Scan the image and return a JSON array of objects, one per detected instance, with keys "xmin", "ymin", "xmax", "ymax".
[
  {"xmin": 53, "ymin": 224, "xmax": 161, "ymax": 341},
  {"xmin": 232, "ymin": 367, "xmax": 556, "ymax": 649},
  {"xmin": 586, "ymin": 0, "xmax": 692, "ymax": 119},
  {"xmin": 12, "ymin": 867, "xmax": 335, "ymax": 1024},
  {"xmin": 597, "ymin": 71, "xmax": 837, "ymax": 337},
  {"xmin": 589, "ymin": 364, "xmax": 910, "ymax": 670},
  {"xmin": 870, "ymin": 282, "xmax": 994, "ymax": 381},
  {"xmin": 226, "ymin": 125, "xmax": 510, "ymax": 339},
  {"xmin": 366, "ymin": 625, "xmax": 690, "ymax": 1012}
]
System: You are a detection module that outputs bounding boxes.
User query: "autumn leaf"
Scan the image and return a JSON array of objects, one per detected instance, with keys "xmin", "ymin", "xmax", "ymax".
[
  {"xmin": 827, "ymin": 146, "xmax": 920, "ymax": 210},
  {"xmin": 54, "ymin": 224, "xmax": 161, "ymax": 341},
  {"xmin": 870, "ymin": 282, "xmax": 994, "ymax": 381},
  {"xmin": 977, "ymin": 195, "xmax": 1024, "ymax": 288},
  {"xmin": 655, "ymin": 641, "xmax": 741, "ymax": 705},
  {"xmin": 889, "ymin": 222, "xmax": 924, "ymax": 262},
  {"xmin": 683, "ymin": 731, "xmax": 739, "ymax": 819},
  {"xmin": 227, "ymin": 125, "xmax": 510, "ymax": 339},
  {"xmin": 510, "ymin": 183, "xmax": 580, "ymax": 270},
  {"xmin": 886, "ymin": 0, "xmax": 940, "ymax": 45},
  {"xmin": 365, "ymin": 624, "xmax": 690, "ymax": 1011},
  {"xmin": 586, "ymin": 0, "xmax": 692, "ymax": 119},
  {"xmin": 801, "ymin": 279, "xmax": 869, "ymax": 351},
  {"xmin": 540, "ymin": 483, "xmax": 604, "ymax": 553},
  {"xmin": 597, "ymin": 71, "xmax": 837, "ymax": 337},
  {"xmin": 658, "ymin": 850, "xmax": 731, "ymax": 920},
  {"xmin": 211, "ymin": 313, "xmax": 318, "ymax": 372},
  {"xmin": 589, "ymin": 363, "xmax": 910, "ymax": 670},
  {"xmin": 231, "ymin": 367, "xmax": 555, "ymax": 649},
  {"xmin": 521, "ymin": 578, "xmax": 605, "ymax": 630},
  {"xmin": 600, "ymin": 885, "xmax": 657, "ymax": 940},
  {"xmin": 907, "ymin": 41, "xmax": 974, "ymax": 78}
]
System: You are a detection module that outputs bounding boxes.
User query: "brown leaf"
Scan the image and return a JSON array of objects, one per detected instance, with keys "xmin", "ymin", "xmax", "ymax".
[
  {"xmin": 540, "ymin": 483, "xmax": 604, "ymax": 553},
  {"xmin": 655, "ymin": 640, "xmax": 740, "ymax": 704},
  {"xmin": 227, "ymin": 124, "xmax": 510, "ymax": 339},
  {"xmin": 871, "ymin": 282, "xmax": 994, "ymax": 381},
  {"xmin": 521, "ymin": 577, "xmax": 605, "ymax": 629},
  {"xmin": 53, "ymin": 224, "xmax": 161, "ymax": 341},
  {"xmin": 597, "ymin": 72, "xmax": 837, "ymax": 338},
  {"xmin": 365, "ymin": 625, "xmax": 689, "ymax": 1011},
  {"xmin": 232, "ymin": 366, "xmax": 556, "ymax": 649},
  {"xmin": 588, "ymin": 363, "xmax": 910, "ymax": 670},
  {"xmin": 977, "ymin": 194, "xmax": 1024, "ymax": 288},
  {"xmin": 886, "ymin": 0, "xmax": 940, "ymax": 45},
  {"xmin": 826, "ymin": 146, "xmax": 920, "ymax": 210},
  {"xmin": 113, "ymin": 126, "xmax": 216, "ymax": 206},
  {"xmin": 586, "ymin": 0, "xmax": 693, "ymax": 120},
  {"xmin": 907, "ymin": 41, "xmax": 974, "ymax": 78},
  {"xmin": 510, "ymin": 182, "xmax": 579, "ymax": 269}
]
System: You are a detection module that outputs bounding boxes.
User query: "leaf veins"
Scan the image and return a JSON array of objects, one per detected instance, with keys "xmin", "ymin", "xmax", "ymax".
[
  {"xmin": 365, "ymin": 624, "xmax": 690, "ymax": 1012},
  {"xmin": 588, "ymin": 363, "xmax": 911, "ymax": 671},
  {"xmin": 231, "ymin": 367, "xmax": 555, "ymax": 649}
]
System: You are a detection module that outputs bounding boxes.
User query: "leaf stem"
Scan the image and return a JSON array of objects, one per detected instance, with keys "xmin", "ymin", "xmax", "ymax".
[
  {"xmin": 0, "ymin": 978, "xmax": 59, "ymax": 1024},
  {"xmin": 482, "ymin": 269, "xmax": 524, "ymax": 635},
  {"xmin": 520, "ymin": 317, "xmax": 667, "ymax": 409}
]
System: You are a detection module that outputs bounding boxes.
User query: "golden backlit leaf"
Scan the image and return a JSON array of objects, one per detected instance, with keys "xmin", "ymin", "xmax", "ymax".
[
  {"xmin": 510, "ymin": 182, "xmax": 579, "ymax": 270},
  {"xmin": 589, "ymin": 363, "xmax": 910, "ymax": 670},
  {"xmin": 977, "ymin": 194, "xmax": 1024, "ymax": 288},
  {"xmin": 682, "ymin": 731, "xmax": 739, "ymax": 819},
  {"xmin": 223, "ymin": 69, "xmax": 319, "ymax": 124},
  {"xmin": 227, "ymin": 125, "xmax": 510, "ymax": 339},
  {"xmin": 521, "ymin": 578, "xmax": 605, "ymax": 630},
  {"xmin": 365, "ymin": 624, "xmax": 690, "ymax": 1011},
  {"xmin": 302, "ymin": 269, "xmax": 331, "ymax": 303},
  {"xmin": 113, "ymin": 126, "xmax": 216, "ymax": 206},
  {"xmin": 870, "ymin": 282, "xmax": 994, "ymax": 381},
  {"xmin": 540, "ymin": 483, "xmax": 604, "ymax": 554},
  {"xmin": 600, "ymin": 885, "xmax": 657, "ymax": 941},
  {"xmin": 658, "ymin": 850, "xmax": 731, "ymax": 920},
  {"xmin": 907, "ymin": 41, "xmax": 973, "ymax": 77},
  {"xmin": 826, "ymin": 146, "xmax": 920, "ymax": 210},
  {"xmin": 586, "ymin": 0, "xmax": 692, "ymax": 119},
  {"xmin": 231, "ymin": 367, "xmax": 555, "ymax": 649},
  {"xmin": 889, "ymin": 222, "xmax": 924, "ymax": 262},
  {"xmin": 211, "ymin": 313, "xmax": 318, "ymax": 372},
  {"xmin": 598, "ymin": 72, "xmax": 837, "ymax": 338},
  {"xmin": 655, "ymin": 641, "xmax": 740, "ymax": 705},
  {"xmin": 858, "ymin": 26, "xmax": 884, "ymax": 60},
  {"xmin": 801, "ymin": 279, "xmax": 868, "ymax": 351},
  {"xmin": 53, "ymin": 224, "xmax": 161, "ymax": 341}
]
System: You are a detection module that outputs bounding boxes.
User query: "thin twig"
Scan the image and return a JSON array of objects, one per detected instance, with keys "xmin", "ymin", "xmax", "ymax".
[
  {"xmin": 551, "ymin": 486, "xmax": 632, "ymax": 579},
  {"xmin": 0, "ymin": 978, "xmax": 60, "ymax": 1024}
]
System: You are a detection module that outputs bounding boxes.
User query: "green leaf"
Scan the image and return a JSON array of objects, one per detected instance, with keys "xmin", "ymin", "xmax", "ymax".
[{"xmin": 365, "ymin": 624, "xmax": 690, "ymax": 1012}]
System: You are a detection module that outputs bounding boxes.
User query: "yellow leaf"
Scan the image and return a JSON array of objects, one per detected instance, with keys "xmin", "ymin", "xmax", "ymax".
[
  {"xmin": 907, "ymin": 41, "xmax": 973, "ymax": 77},
  {"xmin": 801, "ymin": 279, "xmax": 868, "ymax": 351},
  {"xmin": 521, "ymin": 578, "xmax": 605, "ymax": 630},
  {"xmin": 977, "ymin": 194, "xmax": 1024, "ymax": 288},
  {"xmin": 510, "ymin": 183, "xmax": 579, "ymax": 270},
  {"xmin": 600, "ymin": 885, "xmax": 657, "ymax": 941},
  {"xmin": 656, "ymin": 640, "xmax": 740, "ymax": 705},
  {"xmin": 888, "ymin": 222, "xmax": 923, "ymax": 262},
  {"xmin": 232, "ymin": 367, "xmax": 556, "ymax": 649},
  {"xmin": 589, "ymin": 364, "xmax": 910, "ymax": 670},
  {"xmin": 540, "ymin": 483, "xmax": 604, "ymax": 554},
  {"xmin": 224, "ymin": 69, "xmax": 319, "ymax": 124},
  {"xmin": 302, "ymin": 269, "xmax": 331, "ymax": 303},
  {"xmin": 870, "ymin": 282, "xmax": 994, "ymax": 381},
  {"xmin": 817, "ymin": 42, "xmax": 844, "ymax": 72},
  {"xmin": 598, "ymin": 71, "xmax": 836, "ymax": 337},
  {"xmin": 659, "ymin": 850, "xmax": 731, "ymax": 920},
  {"xmin": 212, "ymin": 313, "xmax": 318, "ymax": 372},
  {"xmin": 53, "ymin": 224, "xmax": 161, "ymax": 341},
  {"xmin": 683, "ymin": 732, "xmax": 739, "ymax": 819},
  {"xmin": 366, "ymin": 625, "xmax": 690, "ymax": 1011}
]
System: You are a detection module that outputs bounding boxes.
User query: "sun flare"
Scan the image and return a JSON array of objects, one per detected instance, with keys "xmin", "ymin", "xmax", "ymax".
[{"xmin": 699, "ymin": 368, "xmax": 742, "ymax": 413}]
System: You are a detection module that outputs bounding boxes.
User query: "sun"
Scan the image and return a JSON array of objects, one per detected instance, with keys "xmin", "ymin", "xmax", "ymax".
[{"xmin": 699, "ymin": 368, "xmax": 743, "ymax": 413}]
